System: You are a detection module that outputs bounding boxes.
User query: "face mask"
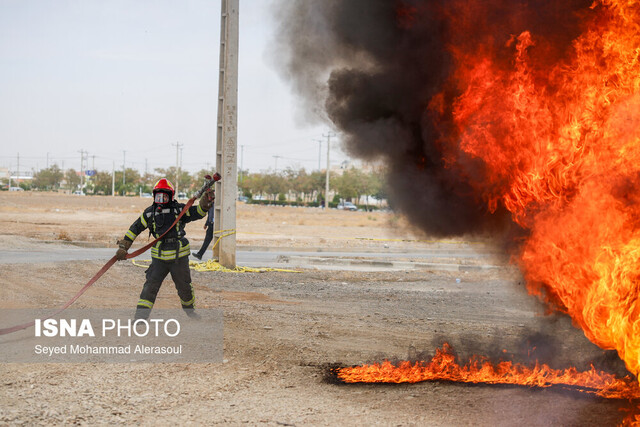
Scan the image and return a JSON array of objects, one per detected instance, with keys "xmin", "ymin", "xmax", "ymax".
[{"xmin": 154, "ymin": 192, "xmax": 170, "ymax": 204}]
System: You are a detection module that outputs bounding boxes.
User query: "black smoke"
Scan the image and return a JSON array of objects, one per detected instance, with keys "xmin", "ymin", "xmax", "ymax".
[{"xmin": 272, "ymin": 0, "xmax": 594, "ymax": 237}]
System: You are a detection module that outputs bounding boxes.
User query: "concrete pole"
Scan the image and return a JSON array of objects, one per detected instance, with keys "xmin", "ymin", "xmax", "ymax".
[
  {"xmin": 315, "ymin": 139, "xmax": 323, "ymax": 171},
  {"xmin": 79, "ymin": 150, "xmax": 84, "ymax": 191},
  {"xmin": 213, "ymin": 0, "xmax": 239, "ymax": 268}
]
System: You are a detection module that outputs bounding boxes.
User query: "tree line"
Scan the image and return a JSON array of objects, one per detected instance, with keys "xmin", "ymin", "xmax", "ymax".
[
  {"xmin": 22, "ymin": 165, "xmax": 211, "ymax": 196},
  {"xmin": 21, "ymin": 164, "xmax": 388, "ymax": 205},
  {"xmin": 239, "ymin": 168, "xmax": 387, "ymax": 205}
]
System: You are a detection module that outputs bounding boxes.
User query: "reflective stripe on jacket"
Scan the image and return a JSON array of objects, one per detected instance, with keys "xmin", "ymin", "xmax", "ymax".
[{"xmin": 122, "ymin": 200, "xmax": 207, "ymax": 260}]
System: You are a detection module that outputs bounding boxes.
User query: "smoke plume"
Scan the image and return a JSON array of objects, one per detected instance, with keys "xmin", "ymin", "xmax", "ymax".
[{"xmin": 272, "ymin": 0, "xmax": 594, "ymax": 237}]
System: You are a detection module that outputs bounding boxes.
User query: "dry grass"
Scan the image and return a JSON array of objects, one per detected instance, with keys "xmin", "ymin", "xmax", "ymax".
[{"xmin": 56, "ymin": 230, "xmax": 71, "ymax": 241}]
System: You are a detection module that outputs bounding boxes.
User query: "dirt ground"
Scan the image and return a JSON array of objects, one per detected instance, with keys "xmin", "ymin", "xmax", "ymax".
[
  {"xmin": 0, "ymin": 193, "xmax": 636, "ymax": 426},
  {"xmin": 0, "ymin": 191, "xmax": 430, "ymax": 250}
]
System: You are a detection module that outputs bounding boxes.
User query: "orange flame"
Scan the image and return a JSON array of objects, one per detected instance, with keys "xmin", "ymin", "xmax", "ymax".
[
  {"xmin": 336, "ymin": 344, "xmax": 640, "ymax": 400},
  {"xmin": 433, "ymin": 0, "xmax": 640, "ymax": 375}
]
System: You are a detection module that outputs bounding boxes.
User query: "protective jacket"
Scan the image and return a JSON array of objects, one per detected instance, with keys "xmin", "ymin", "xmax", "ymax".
[{"xmin": 123, "ymin": 200, "xmax": 207, "ymax": 261}]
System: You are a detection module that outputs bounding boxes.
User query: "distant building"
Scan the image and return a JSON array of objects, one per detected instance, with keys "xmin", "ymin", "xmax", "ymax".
[
  {"xmin": 330, "ymin": 159, "xmax": 384, "ymax": 175},
  {"xmin": 11, "ymin": 171, "xmax": 34, "ymax": 183}
]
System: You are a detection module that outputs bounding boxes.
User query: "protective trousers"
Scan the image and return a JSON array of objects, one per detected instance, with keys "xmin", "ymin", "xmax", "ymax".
[
  {"xmin": 195, "ymin": 224, "xmax": 214, "ymax": 258},
  {"xmin": 135, "ymin": 256, "xmax": 195, "ymax": 319}
]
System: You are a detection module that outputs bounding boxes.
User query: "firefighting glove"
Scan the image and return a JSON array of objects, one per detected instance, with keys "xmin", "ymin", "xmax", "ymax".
[
  {"xmin": 199, "ymin": 188, "xmax": 215, "ymax": 211},
  {"xmin": 115, "ymin": 239, "xmax": 132, "ymax": 261}
]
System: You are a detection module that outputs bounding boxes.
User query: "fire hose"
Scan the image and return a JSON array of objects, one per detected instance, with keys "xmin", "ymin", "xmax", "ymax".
[{"xmin": 0, "ymin": 173, "xmax": 221, "ymax": 336}]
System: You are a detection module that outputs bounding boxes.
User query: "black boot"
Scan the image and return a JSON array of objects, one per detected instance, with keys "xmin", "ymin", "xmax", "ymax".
[
  {"xmin": 183, "ymin": 307, "xmax": 201, "ymax": 320},
  {"xmin": 191, "ymin": 252, "xmax": 202, "ymax": 260},
  {"xmin": 134, "ymin": 307, "xmax": 151, "ymax": 320}
]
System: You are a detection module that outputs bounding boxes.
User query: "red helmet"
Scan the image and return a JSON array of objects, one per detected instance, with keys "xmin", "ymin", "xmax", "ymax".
[{"xmin": 153, "ymin": 178, "xmax": 174, "ymax": 204}]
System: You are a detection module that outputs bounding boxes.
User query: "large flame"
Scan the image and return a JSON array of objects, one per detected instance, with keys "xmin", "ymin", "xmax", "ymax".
[
  {"xmin": 432, "ymin": 0, "xmax": 640, "ymax": 375},
  {"xmin": 336, "ymin": 344, "xmax": 640, "ymax": 400}
]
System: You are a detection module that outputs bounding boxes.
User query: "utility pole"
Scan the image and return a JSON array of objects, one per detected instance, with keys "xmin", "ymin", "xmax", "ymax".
[
  {"xmin": 78, "ymin": 150, "xmax": 85, "ymax": 191},
  {"xmin": 315, "ymin": 139, "xmax": 323, "ymax": 171},
  {"xmin": 213, "ymin": 0, "xmax": 239, "ymax": 268},
  {"xmin": 89, "ymin": 154, "xmax": 95, "ymax": 194},
  {"xmin": 172, "ymin": 142, "xmax": 183, "ymax": 195},
  {"xmin": 323, "ymin": 132, "xmax": 336, "ymax": 209},
  {"xmin": 179, "ymin": 147, "xmax": 183, "ymax": 195},
  {"xmin": 273, "ymin": 155, "xmax": 282, "ymax": 173},
  {"xmin": 239, "ymin": 145, "xmax": 245, "ymax": 183},
  {"xmin": 122, "ymin": 150, "xmax": 126, "ymax": 195},
  {"xmin": 112, "ymin": 161, "xmax": 115, "ymax": 197},
  {"xmin": 16, "ymin": 153, "xmax": 19, "ymax": 188}
]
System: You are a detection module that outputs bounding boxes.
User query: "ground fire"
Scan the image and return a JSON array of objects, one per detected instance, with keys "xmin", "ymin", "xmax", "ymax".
[
  {"xmin": 276, "ymin": 0, "xmax": 640, "ymax": 402},
  {"xmin": 334, "ymin": 344, "xmax": 640, "ymax": 400}
]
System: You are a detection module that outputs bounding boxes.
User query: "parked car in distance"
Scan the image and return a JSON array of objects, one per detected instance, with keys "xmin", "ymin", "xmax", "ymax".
[
  {"xmin": 337, "ymin": 201, "xmax": 358, "ymax": 211},
  {"xmin": 177, "ymin": 192, "xmax": 187, "ymax": 199},
  {"xmin": 72, "ymin": 190, "xmax": 86, "ymax": 196},
  {"xmin": 238, "ymin": 196, "xmax": 249, "ymax": 202},
  {"xmin": 9, "ymin": 187, "xmax": 24, "ymax": 192},
  {"xmin": 141, "ymin": 193, "xmax": 152, "ymax": 198},
  {"xmin": 252, "ymin": 195, "xmax": 266, "ymax": 201}
]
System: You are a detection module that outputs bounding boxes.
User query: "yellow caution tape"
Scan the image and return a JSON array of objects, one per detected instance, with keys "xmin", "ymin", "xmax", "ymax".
[
  {"xmin": 190, "ymin": 259, "xmax": 300, "ymax": 273},
  {"xmin": 130, "ymin": 258, "xmax": 300, "ymax": 274},
  {"xmin": 211, "ymin": 229, "xmax": 237, "ymax": 252},
  {"xmin": 131, "ymin": 259, "xmax": 152, "ymax": 268}
]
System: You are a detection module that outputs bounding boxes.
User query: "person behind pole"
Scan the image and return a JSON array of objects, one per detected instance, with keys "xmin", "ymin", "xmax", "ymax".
[
  {"xmin": 192, "ymin": 206, "xmax": 214, "ymax": 260},
  {"xmin": 115, "ymin": 178, "xmax": 214, "ymax": 319}
]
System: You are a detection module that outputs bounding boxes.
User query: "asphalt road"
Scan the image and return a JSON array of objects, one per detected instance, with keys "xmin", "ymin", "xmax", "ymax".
[{"xmin": 0, "ymin": 243, "xmax": 507, "ymax": 272}]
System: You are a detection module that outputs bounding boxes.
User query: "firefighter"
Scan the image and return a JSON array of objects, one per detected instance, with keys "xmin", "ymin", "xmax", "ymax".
[{"xmin": 115, "ymin": 178, "xmax": 214, "ymax": 319}]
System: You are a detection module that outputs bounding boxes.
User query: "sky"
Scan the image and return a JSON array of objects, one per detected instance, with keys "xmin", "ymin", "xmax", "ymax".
[{"xmin": 0, "ymin": 0, "xmax": 350, "ymax": 176}]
